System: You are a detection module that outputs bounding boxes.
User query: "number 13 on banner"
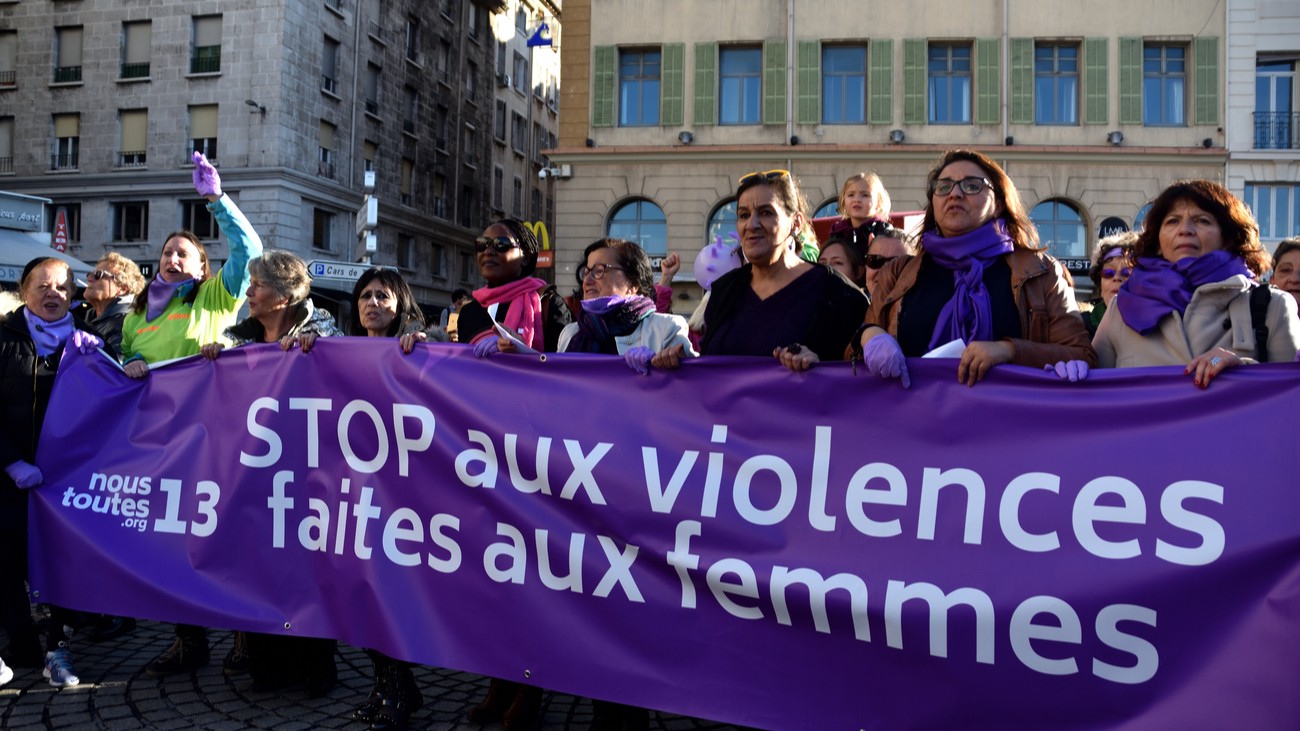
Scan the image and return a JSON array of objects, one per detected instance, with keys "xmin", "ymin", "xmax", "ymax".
[{"xmin": 153, "ymin": 478, "xmax": 221, "ymax": 537}]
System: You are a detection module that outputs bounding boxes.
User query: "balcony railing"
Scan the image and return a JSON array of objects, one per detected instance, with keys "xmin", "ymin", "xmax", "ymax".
[
  {"xmin": 50, "ymin": 153, "xmax": 79, "ymax": 170},
  {"xmin": 322, "ymin": 75, "xmax": 337, "ymax": 94},
  {"xmin": 53, "ymin": 66, "xmax": 82, "ymax": 83},
  {"xmin": 120, "ymin": 62, "xmax": 150, "ymax": 79},
  {"xmin": 317, "ymin": 160, "xmax": 335, "ymax": 178},
  {"xmin": 190, "ymin": 46, "xmax": 221, "ymax": 74},
  {"xmin": 118, "ymin": 150, "xmax": 147, "ymax": 167},
  {"xmin": 0, "ymin": 71, "xmax": 15, "ymax": 87},
  {"xmin": 0, "ymin": 157, "xmax": 12, "ymax": 173},
  {"xmin": 1254, "ymin": 112, "xmax": 1299, "ymax": 150}
]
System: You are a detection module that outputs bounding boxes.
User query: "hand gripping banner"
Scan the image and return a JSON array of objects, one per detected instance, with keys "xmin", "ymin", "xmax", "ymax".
[{"xmin": 31, "ymin": 341, "xmax": 1300, "ymax": 730}]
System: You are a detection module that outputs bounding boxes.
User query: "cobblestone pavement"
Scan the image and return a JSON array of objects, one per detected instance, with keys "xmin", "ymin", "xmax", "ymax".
[{"xmin": 1, "ymin": 621, "xmax": 744, "ymax": 731}]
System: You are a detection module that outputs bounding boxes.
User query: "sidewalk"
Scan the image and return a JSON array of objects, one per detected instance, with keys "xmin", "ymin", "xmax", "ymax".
[{"xmin": 0, "ymin": 621, "xmax": 744, "ymax": 730}]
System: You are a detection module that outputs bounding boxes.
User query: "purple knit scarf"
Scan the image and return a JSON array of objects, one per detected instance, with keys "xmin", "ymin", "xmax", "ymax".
[
  {"xmin": 23, "ymin": 309, "xmax": 74, "ymax": 356},
  {"xmin": 920, "ymin": 219, "xmax": 1015, "ymax": 349},
  {"xmin": 1115, "ymin": 250, "xmax": 1255, "ymax": 335},
  {"xmin": 146, "ymin": 273, "xmax": 196, "ymax": 321},
  {"xmin": 568, "ymin": 294, "xmax": 656, "ymax": 353}
]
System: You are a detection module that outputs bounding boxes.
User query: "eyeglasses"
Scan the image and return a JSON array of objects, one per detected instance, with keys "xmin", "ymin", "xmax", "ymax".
[
  {"xmin": 1102, "ymin": 267, "xmax": 1133, "ymax": 279},
  {"xmin": 576, "ymin": 263, "xmax": 625, "ymax": 282},
  {"xmin": 89, "ymin": 269, "xmax": 118, "ymax": 282},
  {"xmin": 359, "ymin": 289, "xmax": 392, "ymax": 304},
  {"xmin": 864, "ymin": 254, "xmax": 899, "ymax": 270},
  {"xmin": 738, "ymin": 169, "xmax": 791, "ymax": 186},
  {"xmin": 474, "ymin": 236, "xmax": 519, "ymax": 254},
  {"xmin": 931, "ymin": 177, "xmax": 993, "ymax": 197}
]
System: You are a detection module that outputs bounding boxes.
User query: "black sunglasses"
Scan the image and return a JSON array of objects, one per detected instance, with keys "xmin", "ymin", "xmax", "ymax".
[
  {"xmin": 474, "ymin": 236, "xmax": 518, "ymax": 254},
  {"xmin": 864, "ymin": 254, "xmax": 898, "ymax": 270}
]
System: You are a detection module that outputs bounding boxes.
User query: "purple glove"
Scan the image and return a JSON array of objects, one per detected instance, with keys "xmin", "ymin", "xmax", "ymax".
[
  {"xmin": 623, "ymin": 346, "xmax": 654, "ymax": 375},
  {"xmin": 192, "ymin": 151, "xmax": 222, "ymax": 197},
  {"xmin": 861, "ymin": 333, "xmax": 911, "ymax": 388},
  {"xmin": 472, "ymin": 337, "xmax": 500, "ymax": 358},
  {"xmin": 5, "ymin": 460, "xmax": 42, "ymax": 489},
  {"xmin": 69, "ymin": 329, "xmax": 103, "ymax": 355},
  {"xmin": 1046, "ymin": 360, "xmax": 1089, "ymax": 382}
]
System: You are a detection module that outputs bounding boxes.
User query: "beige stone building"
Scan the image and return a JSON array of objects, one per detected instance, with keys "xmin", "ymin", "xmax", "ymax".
[{"xmin": 550, "ymin": 0, "xmax": 1232, "ymax": 307}]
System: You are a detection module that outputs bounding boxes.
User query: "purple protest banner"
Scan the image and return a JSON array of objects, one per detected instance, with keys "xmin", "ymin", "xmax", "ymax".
[{"xmin": 30, "ymin": 341, "xmax": 1300, "ymax": 730}]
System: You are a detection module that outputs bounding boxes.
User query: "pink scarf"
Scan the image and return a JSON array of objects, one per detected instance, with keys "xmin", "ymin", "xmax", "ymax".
[{"xmin": 471, "ymin": 276, "xmax": 546, "ymax": 350}]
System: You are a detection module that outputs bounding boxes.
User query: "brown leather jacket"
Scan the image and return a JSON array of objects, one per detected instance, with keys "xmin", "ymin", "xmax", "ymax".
[{"xmin": 860, "ymin": 247, "xmax": 1097, "ymax": 368}]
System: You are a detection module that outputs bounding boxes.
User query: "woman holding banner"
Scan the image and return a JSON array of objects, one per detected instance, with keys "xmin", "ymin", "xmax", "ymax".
[
  {"xmin": 852, "ymin": 149, "xmax": 1094, "ymax": 386},
  {"xmin": 1088, "ymin": 180, "xmax": 1300, "ymax": 386},
  {"xmin": 0, "ymin": 257, "xmax": 110, "ymax": 687},
  {"xmin": 701, "ymin": 169, "xmax": 868, "ymax": 371}
]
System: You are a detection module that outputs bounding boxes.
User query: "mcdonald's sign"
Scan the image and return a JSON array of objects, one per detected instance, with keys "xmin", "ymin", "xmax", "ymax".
[{"xmin": 526, "ymin": 220, "xmax": 553, "ymax": 268}]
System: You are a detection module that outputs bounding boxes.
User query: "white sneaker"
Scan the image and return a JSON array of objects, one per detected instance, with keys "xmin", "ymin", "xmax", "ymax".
[
  {"xmin": 0, "ymin": 656, "xmax": 13, "ymax": 687},
  {"xmin": 43, "ymin": 646, "xmax": 80, "ymax": 687}
]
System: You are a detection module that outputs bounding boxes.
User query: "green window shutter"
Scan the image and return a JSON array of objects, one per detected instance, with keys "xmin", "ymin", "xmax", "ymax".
[
  {"xmin": 764, "ymin": 39, "xmax": 787, "ymax": 126},
  {"xmin": 1009, "ymin": 38, "xmax": 1033, "ymax": 125},
  {"xmin": 797, "ymin": 40, "xmax": 820, "ymax": 126},
  {"xmin": 1118, "ymin": 37, "xmax": 1142, "ymax": 125},
  {"xmin": 903, "ymin": 39, "xmax": 926, "ymax": 125},
  {"xmin": 694, "ymin": 42, "xmax": 717, "ymax": 127},
  {"xmin": 1084, "ymin": 38, "xmax": 1108, "ymax": 125},
  {"xmin": 591, "ymin": 45, "xmax": 615, "ymax": 128},
  {"xmin": 661, "ymin": 43, "xmax": 684, "ymax": 127},
  {"xmin": 975, "ymin": 37, "xmax": 1000, "ymax": 124},
  {"xmin": 868, "ymin": 39, "xmax": 893, "ymax": 125},
  {"xmin": 1194, "ymin": 36, "xmax": 1219, "ymax": 126}
]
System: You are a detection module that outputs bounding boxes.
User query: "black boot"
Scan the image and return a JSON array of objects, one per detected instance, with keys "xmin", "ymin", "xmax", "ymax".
[
  {"xmin": 369, "ymin": 663, "xmax": 422, "ymax": 731},
  {"xmin": 502, "ymin": 684, "xmax": 543, "ymax": 730},
  {"xmin": 468, "ymin": 677, "xmax": 516, "ymax": 724},
  {"xmin": 145, "ymin": 632, "xmax": 210, "ymax": 677}
]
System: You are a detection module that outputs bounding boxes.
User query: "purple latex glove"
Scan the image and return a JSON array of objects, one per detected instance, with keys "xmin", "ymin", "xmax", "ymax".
[
  {"xmin": 623, "ymin": 345, "xmax": 654, "ymax": 375},
  {"xmin": 1046, "ymin": 360, "xmax": 1090, "ymax": 382},
  {"xmin": 69, "ymin": 329, "xmax": 103, "ymax": 355},
  {"xmin": 472, "ymin": 337, "xmax": 500, "ymax": 358},
  {"xmin": 861, "ymin": 333, "xmax": 911, "ymax": 388},
  {"xmin": 192, "ymin": 151, "xmax": 222, "ymax": 197},
  {"xmin": 5, "ymin": 460, "xmax": 42, "ymax": 489}
]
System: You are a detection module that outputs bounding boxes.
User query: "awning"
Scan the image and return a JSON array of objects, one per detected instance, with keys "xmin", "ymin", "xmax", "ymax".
[{"xmin": 0, "ymin": 228, "xmax": 94, "ymax": 285}]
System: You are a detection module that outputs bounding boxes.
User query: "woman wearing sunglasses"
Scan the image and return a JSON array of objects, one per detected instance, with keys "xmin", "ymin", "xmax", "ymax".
[
  {"xmin": 1082, "ymin": 232, "xmax": 1137, "ymax": 338},
  {"xmin": 456, "ymin": 218, "xmax": 571, "ymax": 355},
  {"xmin": 81, "ymin": 252, "xmax": 146, "ymax": 353},
  {"xmin": 701, "ymin": 169, "xmax": 868, "ymax": 372},
  {"xmin": 853, "ymin": 148, "xmax": 1094, "ymax": 386}
]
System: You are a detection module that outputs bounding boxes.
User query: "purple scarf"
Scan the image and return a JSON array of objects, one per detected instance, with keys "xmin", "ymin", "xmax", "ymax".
[
  {"xmin": 920, "ymin": 220, "xmax": 1016, "ymax": 349},
  {"xmin": 1115, "ymin": 250, "xmax": 1255, "ymax": 335},
  {"xmin": 146, "ymin": 274, "xmax": 196, "ymax": 322},
  {"xmin": 23, "ymin": 309, "xmax": 74, "ymax": 356},
  {"xmin": 567, "ymin": 295, "xmax": 656, "ymax": 353}
]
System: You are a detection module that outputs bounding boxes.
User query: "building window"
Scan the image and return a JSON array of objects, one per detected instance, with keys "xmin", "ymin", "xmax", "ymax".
[
  {"xmin": 434, "ymin": 107, "xmax": 449, "ymax": 150},
  {"xmin": 822, "ymin": 46, "xmax": 866, "ymax": 124},
  {"xmin": 458, "ymin": 183, "xmax": 476, "ymax": 228},
  {"xmin": 400, "ymin": 158, "xmax": 413, "ymax": 205},
  {"xmin": 619, "ymin": 48, "xmax": 661, "ymax": 126},
  {"xmin": 511, "ymin": 112, "xmax": 526, "ymax": 154},
  {"xmin": 0, "ymin": 116, "xmax": 11, "ymax": 173},
  {"xmin": 437, "ymin": 40, "xmax": 451, "ymax": 84},
  {"xmin": 459, "ymin": 250, "xmax": 474, "ymax": 283},
  {"xmin": 609, "ymin": 199, "xmax": 668, "ymax": 256},
  {"xmin": 404, "ymin": 17, "xmax": 419, "ymax": 63},
  {"xmin": 512, "ymin": 176, "xmax": 523, "ymax": 217},
  {"xmin": 513, "ymin": 51, "xmax": 528, "ymax": 93},
  {"xmin": 52, "ymin": 113, "xmax": 79, "ymax": 170},
  {"xmin": 492, "ymin": 166, "xmax": 503, "ymax": 210},
  {"xmin": 1244, "ymin": 183, "xmax": 1300, "ymax": 242},
  {"xmin": 312, "ymin": 208, "xmax": 334, "ymax": 251},
  {"xmin": 467, "ymin": 4, "xmax": 480, "ymax": 39},
  {"xmin": 118, "ymin": 109, "xmax": 147, "ymax": 167},
  {"xmin": 112, "ymin": 201, "xmax": 148, "ymax": 242},
  {"xmin": 928, "ymin": 44, "xmax": 971, "ymax": 124},
  {"xmin": 55, "ymin": 26, "xmax": 84, "ymax": 83},
  {"xmin": 318, "ymin": 121, "xmax": 335, "ymax": 177},
  {"xmin": 530, "ymin": 187, "xmax": 541, "ymax": 221},
  {"xmin": 1031, "ymin": 200, "xmax": 1087, "ymax": 260},
  {"xmin": 397, "ymin": 233, "xmax": 413, "ymax": 269},
  {"xmin": 322, "ymin": 36, "xmax": 340, "ymax": 94},
  {"xmin": 494, "ymin": 99, "xmax": 507, "ymax": 142},
  {"xmin": 707, "ymin": 200, "xmax": 737, "ymax": 246},
  {"xmin": 121, "ymin": 21, "xmax": 151, "ymax": 79},
  {"xmin": 0, "ymin": 31, "xmax": 16, "ymax": 88},
  {"xmin": 365, "ymin": 64, "xmax": 381, "ymax": 115},
  {"xmin": 719, "ymin": 47, "xmax": 762, "ymax": 126},
  {"xmin": 1035, "ymin": 44, "xmax": 1078, "ymax": 125},
  {"xmin": 189, "ymin": 105, "xmax": 218, "ymax": 162},
  {"xmin": 515, "ymin": 8, "xmax": 527, "ymax": 33},
  {"xmin": 363, "ymin": 140, "xmax": 377, "ymax": 172},
  {"xmin": 433, "ymin": 173, "xmax": 447, "ymax": 218},
  {"xmin": 430, "ymin": 243, "xmax": 445, "ymax": 277},
  {"xmin": 191, "ymin": 16, "xmax": 222, "ymax": 74},
  {"xmin": 466, "ymin": 60, "xmax": 479, "ymax": 102},
  {"xmin": 182, "ymin": 199, "xmax": 219, "ymax": 239},
  {"xmin": 403, "ymin": 86, "xmax": 418, "ymax": 134},
  {"xmin": 463, "ymin": 124, "xmax": 479, "ymax": 167},
  {"xmin": 1255, "ymin": 59, "xmax": 1296, "ymax": 149},
  {"xmin": 1143, "ymin": 44, "xmax": 1185, "ymax": 126}
]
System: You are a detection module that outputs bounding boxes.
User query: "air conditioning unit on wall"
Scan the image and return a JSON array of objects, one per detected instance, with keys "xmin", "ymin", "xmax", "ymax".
[{"xmin": 496, "ymin": 73, "xmax": 511, "ymax": 88}]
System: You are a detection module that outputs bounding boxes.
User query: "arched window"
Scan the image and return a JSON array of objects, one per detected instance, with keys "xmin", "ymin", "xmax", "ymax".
[
  {"xmin": 607, "ymin": 199, "xmax": 667, "ymax": 256},
  {"xmin": 813, "ymin": 200, "xmax": 840, "ymax": 220},
  {"xmin": 1134, "ymin": 203, "xmax": 1153, "ymax": 233},
  {"xmin": 1030, "ymin": 199, "xmax": 1086, "ymax": 259},
  {"xmin": 707, "ymin": 200, "xmax": 737, "ymax": 247}
]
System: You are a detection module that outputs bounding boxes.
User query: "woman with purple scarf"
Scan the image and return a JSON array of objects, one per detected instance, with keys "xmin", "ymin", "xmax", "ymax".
[
  {"xmin": 558, "ymin": 238, "xmax": 697, "ymax": 372},
  {"xmin": 1091, "ymin": 179, "xmax": 1299, "ymax": 387},
  {"xmin": 852, "ymin": 149, "xmax": 1094, "ymax": 386}
]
